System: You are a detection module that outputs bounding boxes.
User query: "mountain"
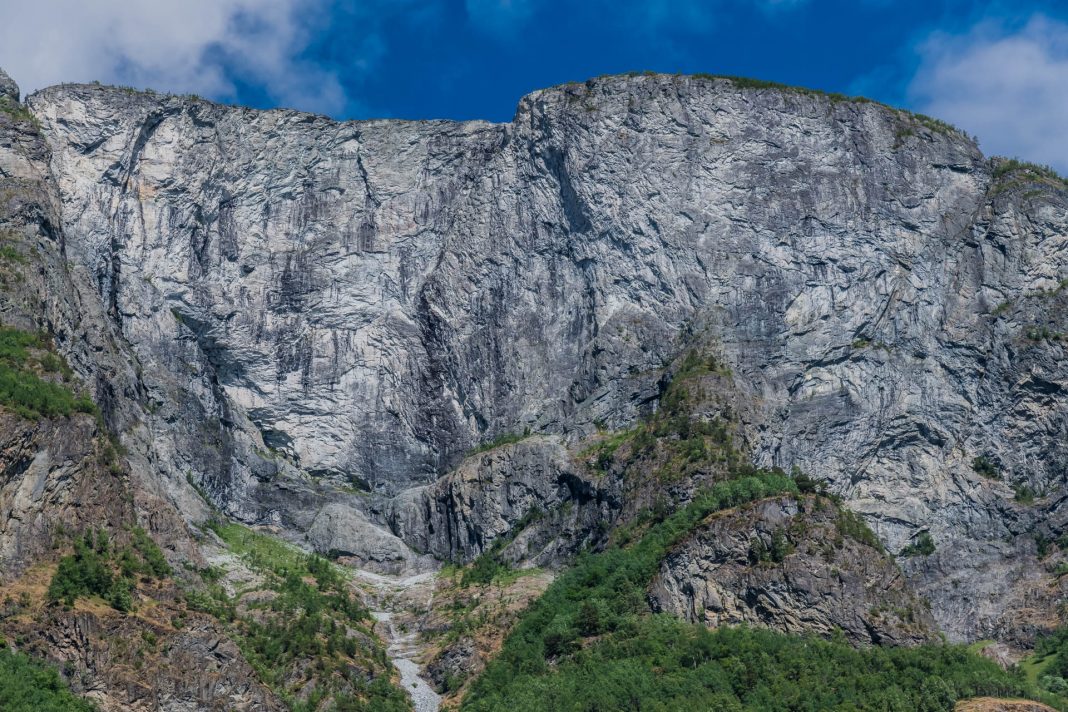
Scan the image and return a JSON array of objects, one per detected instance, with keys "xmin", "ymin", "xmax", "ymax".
[{"xmin": 1, "ymin": 65, "xmax": 1066, "ymax": 710}]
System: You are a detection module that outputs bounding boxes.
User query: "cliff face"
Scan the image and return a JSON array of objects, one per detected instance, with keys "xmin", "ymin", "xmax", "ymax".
[
  {"xmin": 13, "ymin": 72, "xmax": 1068, "ymax": 646},
  {"xmin": 649, "ymin": 495, "xmax": 936, "ymax": 647}
]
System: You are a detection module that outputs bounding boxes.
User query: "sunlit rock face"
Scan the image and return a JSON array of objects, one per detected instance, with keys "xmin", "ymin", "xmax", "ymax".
[{"xmin": 26, "ymin": 73, "xmax": 1068, "ymax": 641}]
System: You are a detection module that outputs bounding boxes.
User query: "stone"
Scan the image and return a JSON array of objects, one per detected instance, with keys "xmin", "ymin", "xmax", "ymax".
[
  {"xmin": 649, "ymin": 495, "xmax": 937, "ymax": 647},
  {"xmin": 3, "ymin": 69, "xmax": 1066, "ymax": 647},
  {"xmin": 0, "ymin": 68, "xmax": 18, "ymax": 101}
]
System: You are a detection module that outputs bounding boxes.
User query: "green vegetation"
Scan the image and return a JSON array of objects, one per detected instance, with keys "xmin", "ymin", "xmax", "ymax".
[
  {"xmin": 201, "ymin": 522, "xmax": 410, "ymax": 712},
  {"xmin": 899, "ymin": 531, "xmax": 936, "ymax": 558},
  {"xmin": 468, "ymin": 427, "xmax": 532, "ymax": 456},
  {"xmin": 972, "ymin": 456, "xmax": 1001, "ymax": 480},
  {"xmin": 584, "ymin": 350, "xmax": 738, "ymax": 484},
  {"xmin": 1027, "ymin": 326, "xmax": 1066, "ymax": 342},
  {"xmin": 0, "ymin": 95, "xmax": 38, "ymax": 126},
  {"xmin": 684, "ymin": 74, "xmax": 967, "ymax": 136},
  {"xmin": 913, "ymin": 113, "xmax": 959, "ymax": 135},
  {"xmin": 748, "ymin": 526, "xmax": 794, "ymax": 565},
  {"xmin": 461, "ymin": 508, "xmax": 544, "ymax": 587},
  {"xmin": 993, "ymin": 299, "xmax": 1014, "ymax": 316},
  {"xmin": 1014, "ymin": 483, "xmax": 1037, "ymax": 505},
  {"xmin": 694, "ymin": 74, "xmax": 876, "ymax": 106},
  {"xmin": 462, "ymin": 469, "xmax": 1044, "ymax": 710},
  {"xmin": 990, "ymin": 158, "xmax": 1068, "ymax": 199},
  {"xmin": 0, "ymin": 326, "xmax": 95, "ymax": 419},
  {"xmin": 47, "ymin": 528, "xmax": 170, "ymax": 612},
  {"xmin": 992, "ymin": 158, "xmax": 1068, "ymax": 189},
  {"xmin": 0, "ymin": 647, "xmax": 96, "ymax": 711},
  {"xmin": 835, "ymin": 506, "xmax": 885, "ymax": 552},
  {"xmin": 1028, "ymin": 628, "xmax": 1068, "ymax": 696}
]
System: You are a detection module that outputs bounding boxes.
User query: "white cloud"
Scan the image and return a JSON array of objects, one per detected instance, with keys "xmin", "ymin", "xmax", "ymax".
[
  {"xmin": 0, "ymin": 0, "xmax": 348, "ymax": 115},
  {"xmin": 909, "ymin": 15, "xmax": 1068, "ymax": 172}
]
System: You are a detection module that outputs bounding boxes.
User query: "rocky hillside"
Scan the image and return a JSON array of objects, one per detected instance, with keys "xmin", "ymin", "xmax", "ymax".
[{"xmin": 0, "ymin": 63, "xmax": 1066, "ymax": 709}]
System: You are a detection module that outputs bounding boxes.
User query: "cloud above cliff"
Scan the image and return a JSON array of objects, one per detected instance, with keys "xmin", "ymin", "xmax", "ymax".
[
  {"xmin": 909, "ymin": 15, "xmax": 1068, "ymax": 171},
  {"xmin": 0, "ymin": 0, "xmax": 348, "ymax": 114}
]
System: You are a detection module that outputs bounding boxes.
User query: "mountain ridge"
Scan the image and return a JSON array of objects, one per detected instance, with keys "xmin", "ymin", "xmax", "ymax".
[{"xmin": 1, "ymin": 66, "xmax": 1067, "ymax": 709}]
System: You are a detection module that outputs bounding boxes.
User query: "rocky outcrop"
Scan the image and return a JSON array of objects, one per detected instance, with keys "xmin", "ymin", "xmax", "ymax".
[
  {"xmin": 649, "ymin": 495, "xmax": 937, "ymax": 646},
  {"xmin": 10, "ymin": 70, "xmax": 1068, "ymax": 644},
  {"xmin": 0, "ymin": 68, "xmax": 17, "ymax": 102},
  {"xmin": 307, "ymin": 501, "xmax": 432, "ymax": 574},
  {"xmin": 385, "ymin": 436, "xmax": 607, "ymax": 563},
  {"xmin": 0, "ymin": 412, "xmax": 133, "ymax": 577},
  {"xmin": 0, "ymin": 69, "xmax": 303, "ymax": 711},
  {"xmin": 0, "ymin": 567, "xmax": 284, "ymax": 712}
]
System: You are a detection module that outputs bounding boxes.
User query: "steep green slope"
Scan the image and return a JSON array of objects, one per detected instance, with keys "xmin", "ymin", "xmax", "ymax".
[
  {"xmin": 462, "ymin": 473, "xmax": 1053, "ymax": 711},
  {"xmin": 0, "ymin": 648, "xmax": 96, "ymax": 712}
]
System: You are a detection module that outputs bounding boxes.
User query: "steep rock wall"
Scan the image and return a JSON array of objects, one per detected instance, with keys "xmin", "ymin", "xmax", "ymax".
[{"xmin": 24, "ymin": 73, "xmax": 1068, "ymax": 641}]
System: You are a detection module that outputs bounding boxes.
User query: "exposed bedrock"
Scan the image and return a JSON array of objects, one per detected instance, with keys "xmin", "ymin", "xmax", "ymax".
[{"xmin": 18, "ymin": 72, "xmax": 1068, "ymax": 641}]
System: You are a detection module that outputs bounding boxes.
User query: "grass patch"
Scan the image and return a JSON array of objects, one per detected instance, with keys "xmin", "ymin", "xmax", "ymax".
[
  {"xmin": 468, "ymin": 428, "xmax": 532, "ymax": 456},
  {"xmin": 0, "ymin": 95, "xmax": 39, "ymax": 127}
]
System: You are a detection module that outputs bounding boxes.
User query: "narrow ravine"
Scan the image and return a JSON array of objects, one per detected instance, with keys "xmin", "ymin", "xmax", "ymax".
[
  {"xmin": 371, "ymin": 609, "xmax": 441, "ymax": 712},
  {"xmin": 357, "ymin": 570, "xmax": 441, "ymax": 712}
]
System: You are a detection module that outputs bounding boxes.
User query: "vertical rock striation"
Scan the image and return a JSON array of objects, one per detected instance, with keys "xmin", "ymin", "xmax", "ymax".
[{"xmin": 15, "ymin": 73, "xmax": 1068, "ymax": 642}]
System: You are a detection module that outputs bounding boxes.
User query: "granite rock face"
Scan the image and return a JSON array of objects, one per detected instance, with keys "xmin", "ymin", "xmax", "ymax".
[
  {"xmin": 0, "ymin": 70, "xmax": 292, "ymax": 711},
  {"xmin": 15, "ymin": 72, "xmax": 1068, "ymax": 643},
  {"xmin": 384, "ymin": 436, "xmax": 608, "ymax": 564},
  {"xmin": 0, "ymin": 68, "xmax": 18, "ymax": 101},
  {"xmin": 649, "ymin": 495, "xmax": 937, "ymax": 646}
]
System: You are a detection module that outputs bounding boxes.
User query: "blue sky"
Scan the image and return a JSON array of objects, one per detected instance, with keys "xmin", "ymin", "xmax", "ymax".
[{"xmin": 2, "ymin": 0, "xmax": 1068, "ymax": 169}]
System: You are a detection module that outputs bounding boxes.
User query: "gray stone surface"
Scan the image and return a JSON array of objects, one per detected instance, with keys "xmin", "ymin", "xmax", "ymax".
[
  {"xmin": 649, "ymin": 495, "xmax": 937, "ymax": 647},
  {"xmin": 0, "ymin": 68, "xmax": 17, "ymax": 101},
  {"xmin": 16, "ymin": 73, "xmax": 1068, "ymax": 642}
]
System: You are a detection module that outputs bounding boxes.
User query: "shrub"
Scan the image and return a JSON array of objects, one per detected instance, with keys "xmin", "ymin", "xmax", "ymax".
[
  {"xmin": 462, "ymin": 469, "xmax": 1044, "ymax": 712},
  {"xmin": 1015, "ymin": 484, "xmax": 1037, "ymax": 505},
  {"xmin": 972, "ymin": 456, "xmax": 1000, "ymax": 479},
  {"xmin": 0, "ymin": 648, "xmax": 96, "ymax": 711},
  {"xmin": 47, "ymin": 528, "xmax": 169, "ymax": 611},
  {"xmin": 0, "ymin": 327, "xmax": 95, "ymax": 419},
  {"xmin": 899, "ymin": 532, "xmax": 936, "ymax": 558}
]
